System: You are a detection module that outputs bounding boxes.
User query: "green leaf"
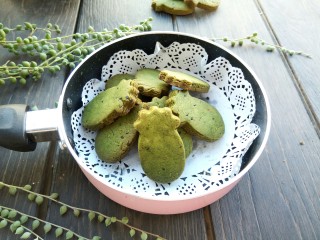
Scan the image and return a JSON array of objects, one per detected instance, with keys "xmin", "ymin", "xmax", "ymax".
[
  {"xmin": 121, "ymin": 217, "xmax": 129, "ymax": 224},
  {"xmin": 92, "ymin": 236, "xmax": 101, "ymax": 240},
  {"xmin": 20, "ymin": 215, "xmax": 28, "ymax": 224},
  {"xmin": 50, "ymin": 192, "xmax": 59, "ymax": 199},
  {"xmin": 111, "ymin": 217, "xmax": 117, "ymax": 223},
  {"xmin": 35, "ymin": 195, "xmax": 44, "ymax": 205},
  {"xmin": 8, "ymin": 186, "xmax": 17, "ymax": 195},
  {"xmin": 73, "ymin": 208, "xmax": 81, "ymax": 217},
  {"xmin": 24, "ymin": 22, "xmax": 33, "ymax": 30},
  {"xmin": 105, "ymin": 217, "xmax": 112, "ymax": 227},
  {"xmin": 1, "ymin": 209, "xmax": 9, "ymax": 217},
  {"xmin": 23, "ymin": 184, "xmax": 32, "ymax": 191},
  {"xmin": 32, "ymin": 220, "xmax": 40, "ymax": 230},
  {"xmin": 88, "ymin": 211, "xmax": 95, "ymax": 221},
  {"xmin": 141, "ymin": 232, "xmax": 148, "ymax": 240},
  {"xmin": 0, "ymin": 219, "xmax": 8, "ymax": 228},
  {"xmin": 129, "ymin": 229, "xmax": 135, "ymax": 237},
  {"xmin": 43, "ymin": 223, "xmax": 52, "ymax": 234},
  {"xmin": 10, "ymin": 221, "xmax": 21, "ymax": 232},
  {"xmin": 60, "ymin": 205, "xmax": 68, "ymax": 215},
  {"xmin": 20, "ymin": 232, "xmax": 32, "ymax": 239},
  {"xmin": 65, "ymin": 230, "xmax": 74, "ymax": 239},
  {"xmin": 0, "ymin": 181, "xmax": 4, "ymax": 190},
  {"xmin": 97, "ymin": 214, "xmax": 105, "ymax": 223},
  {"xmin": 15, "ymin": 226, "xmax": 24, "ymax": 235},
  {"xmin": 8, "ymin": 210, "xmax": 18, "ymax": 219},
  {"xmin": 27, "ymin": 193, "xmax": 36, "ymax": 201},
  {"xmin": 55, "ymin": 227, "xmax": 63, "ymax": 237}
]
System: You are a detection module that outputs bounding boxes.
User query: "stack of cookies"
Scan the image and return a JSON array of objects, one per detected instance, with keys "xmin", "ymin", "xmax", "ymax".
[{"xmin": 82, "ymin": 68, "xmax": 225, "ymax": 183}]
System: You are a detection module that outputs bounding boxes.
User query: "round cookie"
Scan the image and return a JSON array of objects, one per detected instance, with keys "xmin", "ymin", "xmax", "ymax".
[
  {"xmin": 134, "ymin": 106, "xmax": 186, "ymax": 183},
  {"xmin": 82, "ymin": 80, "xmax": 139, "ymax": 130},
  {"xmin": 95, "ymin": 106, "xmax": 141, "ymax": 163},
  {"xmin": 134, "ymin": 68, "xmax": 170, "ymax": 97},
  {"xmin": 166, "ymin": 90, "xmax": 225, "ymax": 142},
  {"xmin": 105, "ymin": 73, "xmax": 135, "ymax": 89},
  {"xmin": 159, "ymin": 69, "xmax": 210, "ymax": 93}
]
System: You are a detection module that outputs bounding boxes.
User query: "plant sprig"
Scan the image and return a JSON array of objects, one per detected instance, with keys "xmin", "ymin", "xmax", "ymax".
[
  {"xmin": 0, "ymin": 18, "xmax": 153, "ymax": 86},
  {"xmin": 0, "ymin": 181, "xmax": 165, "ymax": 240},
  {"xmin": 212, "ymin": 32, "xmax": 311, "ymax": 58}
]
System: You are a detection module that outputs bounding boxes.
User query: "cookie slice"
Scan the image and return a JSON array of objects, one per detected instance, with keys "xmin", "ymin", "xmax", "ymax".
[
  {"xmin": 197, "ymin": 0, "xmax": 220, "ymax": 11},
  {"xmin": 184, "ymin": 0, "xmax": 199, "ymax": 8},
  {"xmin": 95, "ymin": 106, "xmax": 141, "ymax": 163},
  {"xmin": 178, "ymin": 128, "xmax": 193, "ymax": 158},
  {"xmin": 134, "ymin": 68, "xmax": 170, "ymax": 97},
  {"xmin": 105, "ymin": 73, "xmax": 135, "ymax": 89},
  {"xmin": 152, "ymin": 0, "xmax": 194, "ymax": 16},
  {"xmin": 166, "ymin": 90, "xmax": 225, "ymax": 142},
  {"xmin": 159, "ymin": 69, "xmax": 210, "ymax": 93},
  {"xmin": 143, "ymin": 96, "xmax": 168, "ymax": 109},
  {"xmin": 134, "ymin": 106, "xmax": 186, "ymax": 183},
  {"xmin": 82, "ymin": 80, "xmax": 139, "ymax": 130}
]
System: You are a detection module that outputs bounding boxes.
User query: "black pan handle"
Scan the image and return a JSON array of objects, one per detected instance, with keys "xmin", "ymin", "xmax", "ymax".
[{"xmin": 0, "ymin": 104, "xmax": 36, "ymax": 152}]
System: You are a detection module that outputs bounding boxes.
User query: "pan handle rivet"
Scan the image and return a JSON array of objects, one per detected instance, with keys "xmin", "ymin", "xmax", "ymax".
[{"xmin": 66, "ymin": 98, "xmax": 72, "ymax": 110}]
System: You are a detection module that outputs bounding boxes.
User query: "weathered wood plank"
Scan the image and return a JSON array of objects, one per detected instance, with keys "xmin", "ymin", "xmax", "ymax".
[
  {"xmin": 0, "ymin": 0, "xmax": 80, "ymax": 238},
  {"xmin": 258, "ymin": 0, "xmax": 320, "ymax": 127},
  {"xmin": 45, "ymin": 1, "xmax": 209, "ymax": 240},
  {"xmin": 174, "ymin": 0, "xmax": 320, "ymax": 239}
]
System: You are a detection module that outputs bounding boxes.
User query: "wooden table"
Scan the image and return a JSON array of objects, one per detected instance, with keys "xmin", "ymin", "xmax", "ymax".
[{"xmin": 1, "ymin": 0, "xmax": 319, "ymax": 239}]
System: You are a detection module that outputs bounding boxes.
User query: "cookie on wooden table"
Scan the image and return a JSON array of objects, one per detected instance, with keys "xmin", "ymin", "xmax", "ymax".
[
  {"xmin": 152, "ymin": 0, "xmax": 194, "ymax": 16},
  {"xmin": 197, "ymin": 0, "xmax": 220, "ymax": 11}
]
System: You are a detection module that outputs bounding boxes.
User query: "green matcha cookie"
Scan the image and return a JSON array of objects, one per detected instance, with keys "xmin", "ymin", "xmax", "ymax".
[
  {"xmin": 166, "ymin": 90, "xmax": 225, "ymax": 142},
  {"xmin": 159, "ymin": 69, "xmax": 210, "ymax": 93},
  {"xmin": 105, "ymin": 74, "xmax": 135, "ymax": 89},
  {"xmin": 152, "ymin": 0, "xmax": 194, "ymax": 16},
  {"xmin": 197, "ymin": 0, "xmax": 220, "ymax": 11},
  {"xmin": 178, "ymin": 128, "xmax": 193, "ymax": 158},
  {"xmin": 145, "ymin": 96, "xmax": 168, "ymax": 108},
  {"xmin": 184, "ymin": 0, "xmax": 199, "ymax": 8},
  {"xmin": 134, "ymin": 106, "xmax": 186, "ymax": 183},
  {"xmin": 95, "ymin": 106, "xmax": 141, "ymax": 163},
  {"xmin": 82, "ymin": 80, "xmax": 139, "ymax": 130},
  {"xmin": 134, "ymin": 68, "xmax": 170, "ymax": 97}
]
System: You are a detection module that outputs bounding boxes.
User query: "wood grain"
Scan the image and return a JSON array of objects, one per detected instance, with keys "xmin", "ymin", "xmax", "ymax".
[
  {"xmin": 258, "ymin": 0, "xmax": 320, "ymax": 128},
  {"xmin": 1, "ymin": 0, "xmax": 319, "ymax": 239},
  {"xmin": 0, "ymin": 0, "xmax": 80, "ymax": 238},
  {"xmin": 173, "ymin": 0, "xmax": 320, "ymax": 239}
]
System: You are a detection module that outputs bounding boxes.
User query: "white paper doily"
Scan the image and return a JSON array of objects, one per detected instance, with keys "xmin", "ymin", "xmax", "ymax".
[{"xmin": 71, "ymin": 42, "xmax": 260, "ymax": 197}]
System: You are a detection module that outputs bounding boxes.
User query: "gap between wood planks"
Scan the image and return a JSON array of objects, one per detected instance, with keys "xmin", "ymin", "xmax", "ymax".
[
  {"xmin": 254, "ymin": 0, "xmax": 320, "ymax": 136},
  {"xmin": 204, "ymin": 206, "xmax": 216, "ymax": 240}
]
